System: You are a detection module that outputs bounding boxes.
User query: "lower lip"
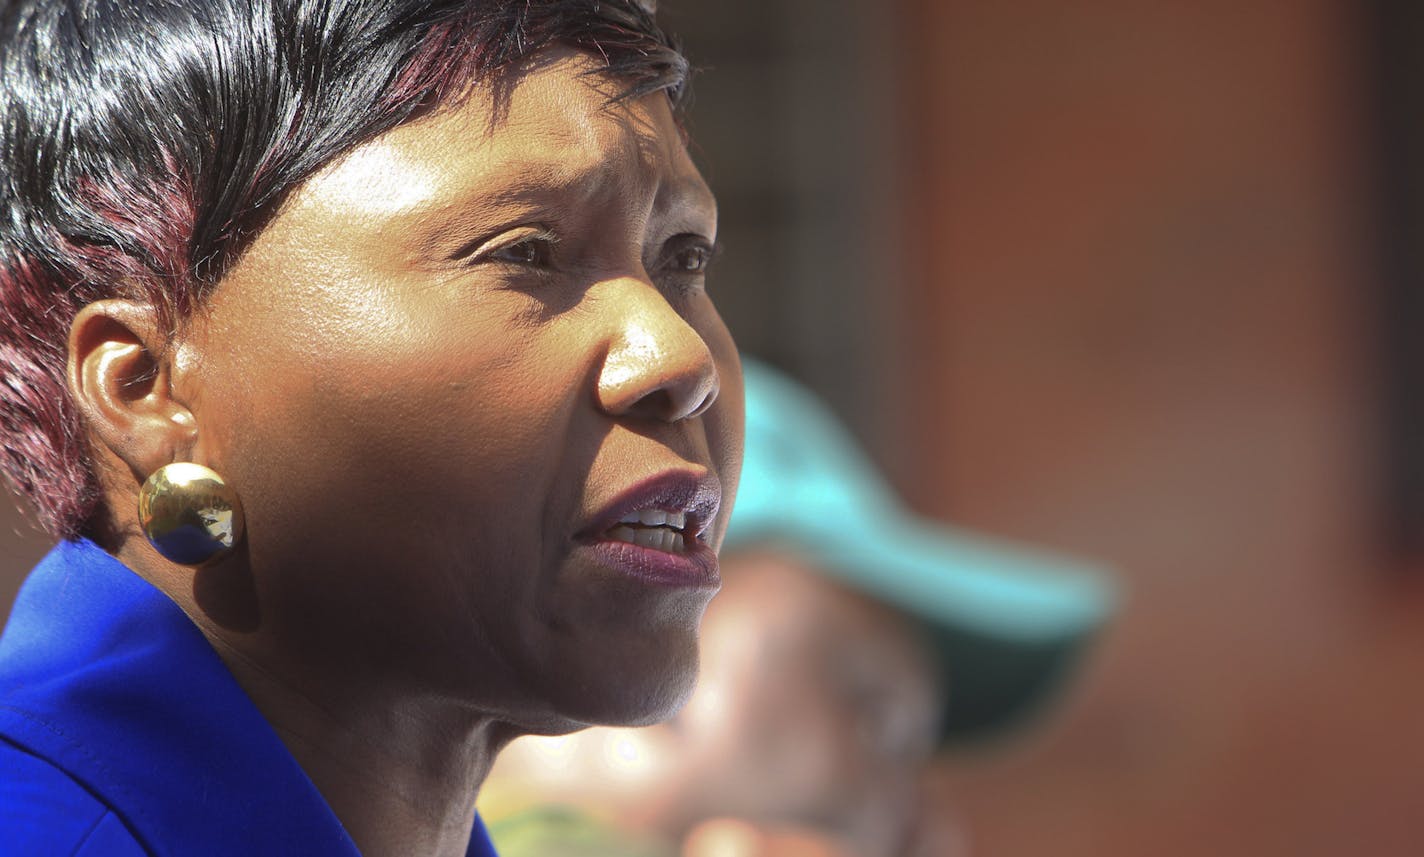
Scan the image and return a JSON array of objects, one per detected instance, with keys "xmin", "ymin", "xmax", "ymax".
[{"xmin": 577, "ymin": 538, "xmax": 720, "ymax": 589}]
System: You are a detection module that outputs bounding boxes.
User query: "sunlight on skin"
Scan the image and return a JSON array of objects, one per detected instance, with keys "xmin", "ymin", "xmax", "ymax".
[{"xmin": 299, "ymin": 140, "xmax": 446, "ymax": 218}]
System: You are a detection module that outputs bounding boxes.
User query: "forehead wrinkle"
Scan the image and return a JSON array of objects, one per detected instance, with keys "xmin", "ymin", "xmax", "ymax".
[
  {"xmin": 631, "ymin": 94, "xmax": 714, "ymax": 232},
  {"xmin": 439, "ymin": 99, "xmax": 658, "ymax": 210},
  {"xmin": 281, "ymin": 66, "xmax": 611, "ymax": 225},
  {"xmin": 280, "ymin": 56, "xmax": 702, "ymax": 253}
]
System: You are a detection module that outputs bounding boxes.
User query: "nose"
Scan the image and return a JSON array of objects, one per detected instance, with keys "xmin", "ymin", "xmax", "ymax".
[{"xmin": 596, "ymin": 281, "xmax": 719, "ymax": 423}]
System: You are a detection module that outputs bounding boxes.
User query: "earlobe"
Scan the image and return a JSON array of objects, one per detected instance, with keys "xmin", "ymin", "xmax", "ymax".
[{"xmin": 68, "ymin": 300, "xmax": 198, "ymax": 482}]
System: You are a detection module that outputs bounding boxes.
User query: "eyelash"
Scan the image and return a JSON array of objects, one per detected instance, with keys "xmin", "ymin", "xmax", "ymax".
[
  {"xmin": 484, "ymin": 229, "xmax": 560, "ymax": 268},
  {"xmin": 660, "ymin": 236, "xmax": 718, "ymax": 278},
  {"xmin": 475, "ymin": 229, "xmax": 718, "ymax": 289}
]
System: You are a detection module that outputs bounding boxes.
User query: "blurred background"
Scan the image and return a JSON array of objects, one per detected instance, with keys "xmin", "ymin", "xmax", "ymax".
[{"xmin": 6, "ymin": 0, "xmax": 1424, "ymax": 854}]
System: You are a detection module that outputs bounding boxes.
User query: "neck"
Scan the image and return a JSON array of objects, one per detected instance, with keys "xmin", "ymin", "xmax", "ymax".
[
  {"xmin": 218, "ymin": 647, "xmax": 509, "ymax": 857},
  {"xmin": 114, "ymin": 538, "xmax": 513, "ymax": 857}
]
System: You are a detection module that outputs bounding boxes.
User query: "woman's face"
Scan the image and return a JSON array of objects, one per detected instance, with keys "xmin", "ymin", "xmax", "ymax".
[{"xmin": 176, "ymin": 48, "xmax": 741, "ymax": 730}]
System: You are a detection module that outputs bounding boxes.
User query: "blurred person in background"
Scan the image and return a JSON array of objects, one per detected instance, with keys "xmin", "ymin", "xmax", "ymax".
[{"xmin": 476, "ymin": 360, "xmax": 1114, "ymax": 857}]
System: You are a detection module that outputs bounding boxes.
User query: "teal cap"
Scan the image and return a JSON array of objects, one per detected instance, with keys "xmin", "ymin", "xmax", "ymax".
[{"xmin": 727, "ymin": 359, "xmax": 1117, "ymax": 742}]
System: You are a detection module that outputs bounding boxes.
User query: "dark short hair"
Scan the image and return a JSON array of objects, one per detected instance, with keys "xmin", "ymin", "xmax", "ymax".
[{"xmin": 0, "ymin": 0, "xmax": 687, "ymax": 538}]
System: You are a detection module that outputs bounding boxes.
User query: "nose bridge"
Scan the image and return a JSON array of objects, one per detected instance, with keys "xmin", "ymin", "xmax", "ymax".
[{"xmin": 598, "ymin": 278, "xmax": 718, "ymax": 422}]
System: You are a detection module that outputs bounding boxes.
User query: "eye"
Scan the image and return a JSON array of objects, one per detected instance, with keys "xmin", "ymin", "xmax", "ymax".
[
  {"xmin": 659, "ymin": 235, "xmax": 718, "ymax": 278},
  {"xmin": 488, "ymin": 233, "xmax": 556, "ymax": 267},
  {"xmin": 673, "ymin": 244, "xmax": 711, "ymax": 273}
]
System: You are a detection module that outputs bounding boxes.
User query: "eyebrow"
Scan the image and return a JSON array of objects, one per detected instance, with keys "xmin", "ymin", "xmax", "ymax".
[
  {"xmin": 392, "ymin": 159, "xmax": 604, "ymax": 258},
  {"xmin": 409, "ymin": 155, "xmax": 714, "ymax": 257},
  {"xmin": 436, "ymin": 152, "xmax": 631, "ymax": 221},
  {"xmin": 656, "ymin": 173, "xmax": 718, "ymax": 222}
]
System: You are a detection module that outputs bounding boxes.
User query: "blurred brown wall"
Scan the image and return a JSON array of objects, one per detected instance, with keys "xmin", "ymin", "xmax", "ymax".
[
  {"xmin": 889, "ymin": 2, "xmax": 1424, "ymax": 856},
  {"xmin": 892, "ymin": 3, "xmax": 1370, "ymax": 549}
]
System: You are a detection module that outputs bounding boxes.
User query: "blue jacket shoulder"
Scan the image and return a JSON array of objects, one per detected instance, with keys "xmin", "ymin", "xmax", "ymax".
[{"xmin": 0, "ymin": 737, "xmax": 146, "ymax": 856}]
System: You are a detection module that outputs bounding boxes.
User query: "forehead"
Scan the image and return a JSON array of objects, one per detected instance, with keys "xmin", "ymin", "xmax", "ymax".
[{"xmin": 285, "ymin": 47, "xmax": 710, "ymax": 226}]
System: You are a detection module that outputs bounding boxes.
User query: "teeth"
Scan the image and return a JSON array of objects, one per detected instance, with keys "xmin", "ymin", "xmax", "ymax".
[
  {"xmin": 606, "ymin": 524, "xmax": 686, "ymax": 554},
  {"xmin": 618, "ymin": 509, "xmax": 688, "ymax": 532}
]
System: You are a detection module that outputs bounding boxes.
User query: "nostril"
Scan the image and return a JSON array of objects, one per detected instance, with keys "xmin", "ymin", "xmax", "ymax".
[
  {"xmin": 627, "ymin": 388, "xmax": 676, "ymax": 421},
  {"xmin": 682, "ymin": 378, "xmax": 718, "ymax": 420},
  {"xmin": 625, "ymin": 374, "xmax": 716, "ymax": 423}
]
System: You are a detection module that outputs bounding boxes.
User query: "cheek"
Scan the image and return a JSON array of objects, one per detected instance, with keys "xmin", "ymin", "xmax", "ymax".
[
  {"xmin": 191, "ymin": 310, "xmax": 604, "ymax": 703},
  {"xmin": 697, "ymin": 308, "xmax": 745, "ymax": 543},
  {"xmin": 195, "ymin": 292, "xmax": 590, "ymax": 591}
]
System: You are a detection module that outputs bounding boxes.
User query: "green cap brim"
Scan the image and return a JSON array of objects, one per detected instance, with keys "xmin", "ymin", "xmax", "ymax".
[{"xmin": 729, "ymin": 359, "xmax": 1117, "ymax": 741}]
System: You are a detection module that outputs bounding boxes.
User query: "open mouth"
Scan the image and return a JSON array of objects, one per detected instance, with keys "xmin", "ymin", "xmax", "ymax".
[{"xmin": 604, "ymin": 509, "xmax": 690, "ymax": 555}]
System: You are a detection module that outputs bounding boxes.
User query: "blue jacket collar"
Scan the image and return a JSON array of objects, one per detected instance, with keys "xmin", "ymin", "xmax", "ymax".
[{"xmin": 0, "ymin": 538, "xmax": 496, "ymax": 856}]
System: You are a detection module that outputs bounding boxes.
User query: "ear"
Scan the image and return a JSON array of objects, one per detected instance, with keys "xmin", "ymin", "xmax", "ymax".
[{"xmin": 67, "ymin": 300, "xmax": 197, "ymax": 483}]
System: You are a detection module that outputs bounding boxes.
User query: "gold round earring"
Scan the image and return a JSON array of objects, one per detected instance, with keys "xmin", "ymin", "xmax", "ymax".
[{"xmin": 137, "ymin": 462, "xmax": 245, "ymax": 566}]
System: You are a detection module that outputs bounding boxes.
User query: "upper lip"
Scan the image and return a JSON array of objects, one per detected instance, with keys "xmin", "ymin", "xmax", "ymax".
[{"xmin": 579, "ymin": 470, "xmax": 723, "ymax": 544}]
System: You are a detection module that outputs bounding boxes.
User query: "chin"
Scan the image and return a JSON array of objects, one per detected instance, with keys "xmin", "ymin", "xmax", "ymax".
[
  {"xmin": 608, "ymin": 667, "xmax": 700, "ymax": 728},
  {"xmin": 526, "ymin": 634, "xmax": 703, "ymax": 733}
]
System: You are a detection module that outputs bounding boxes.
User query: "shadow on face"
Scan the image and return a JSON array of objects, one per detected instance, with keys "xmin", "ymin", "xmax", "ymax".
[
  {"xmin": 123, "ymin": 46, "xmax": 742, "ymax": 733},
  {"xmin": 480, "ymin": 547, "xmax": 943, "ymax": 857}
]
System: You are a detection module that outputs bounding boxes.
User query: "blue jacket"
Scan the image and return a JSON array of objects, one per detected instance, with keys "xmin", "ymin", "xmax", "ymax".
[{"xmin": 0, "ymin": 539, "xmax": 497, "ymax": 856}]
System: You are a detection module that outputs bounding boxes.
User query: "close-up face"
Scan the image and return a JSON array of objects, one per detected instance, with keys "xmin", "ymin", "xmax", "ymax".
[{"xmin": 171, "ymin": 47, "xmax": 742, "ymax": 731}]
